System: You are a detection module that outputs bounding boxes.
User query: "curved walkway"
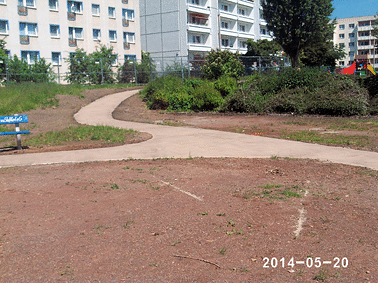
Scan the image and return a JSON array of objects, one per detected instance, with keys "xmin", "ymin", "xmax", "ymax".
[{"xmin": 1, "ymin": 89, "xmax": 378, "ymax": 170}]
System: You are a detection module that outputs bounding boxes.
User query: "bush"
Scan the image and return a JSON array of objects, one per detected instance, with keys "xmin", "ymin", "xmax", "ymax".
[
  {"xmin": 201, "ymin": 50, "xmax": 244, "ymax": 80},
  {"xmin": 364, "ymin": 75, "xmax": 378, "ymax": 115},
  {"xmin": 214, "ymin": 76, "xmax": 238, "ymax": 98},
  {"xmin": 190, "ymin": 81, "xmax": 223, "ymax": 111}
]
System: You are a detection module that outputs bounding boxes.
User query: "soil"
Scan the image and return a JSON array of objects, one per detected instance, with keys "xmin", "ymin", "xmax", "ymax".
[{"xmin": 0, "ymin": 88, "xmax": 377, "ymax": 282}]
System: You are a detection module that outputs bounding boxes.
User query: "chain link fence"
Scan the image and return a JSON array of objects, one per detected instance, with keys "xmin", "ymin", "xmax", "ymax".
[{"xmin": 0, "ymin": 55, "xmax": 290, "ymax": 85}]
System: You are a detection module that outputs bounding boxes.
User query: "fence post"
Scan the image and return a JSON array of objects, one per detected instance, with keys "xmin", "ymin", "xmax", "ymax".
[
  {"xmin": 57, "ymin": 63, "xmax": 60, "ymax": 84},
  {"xmin": 100, "ymin": 58, "xmax": 104, "ymax": 84},
  {"xmin": 134, "ymin": 58, "xmax": 137, "ymax": 84}
]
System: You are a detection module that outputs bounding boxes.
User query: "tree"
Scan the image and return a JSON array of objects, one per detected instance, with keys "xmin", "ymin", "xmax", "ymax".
[
  {"xmin": 201, "ymin": 49, "xmax": 244, "ymax": 80},
  {"xmin": 0, "ymin": 39, "xmax": 6, "ymax": 80},
  {"xmin": 262, "ymin": 0, "xmax": 334, "ymax": 68},
  {"xmin": 65, "ymin": 48, "xmax": 89, "ymax": 84},
  {"xmin": 245, "ymin": 39, "xmax": 281, "ymax": 57},
  {"xmin": 87, "ymin": 45, "xmax": 116, "ymax": 84},
  {"xmin": 117, "ymin": 59, "xmax": 136, "ymax": 83},
  {"xmin": 135, "ymin": 51, "xmax": 156, "ymax": 84}
]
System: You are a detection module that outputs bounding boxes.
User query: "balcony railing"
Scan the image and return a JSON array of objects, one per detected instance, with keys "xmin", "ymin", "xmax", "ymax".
[
  {"xmin": 20, "ymin": 35, "xmax": 30, "ymax": 45},
  {"xmin": 122, "ymin": 19, "xmax": 129, "ymax": 27},
  {"xmin": 18, "ymin": 5, "xmax": 28, "ymax": 16},
  {"xmin": 67, "ymin": 12, "xmax": 76, "ymax": 21},
  {"xmin": 69, "ymin": 38, "xmax": 77, "ymax": 47}
]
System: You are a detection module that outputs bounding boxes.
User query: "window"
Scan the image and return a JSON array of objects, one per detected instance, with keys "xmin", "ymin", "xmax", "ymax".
[
  {"xmin": 339, "ymin": 34, "xmax": 344, "ymax": 39},
  {"xmin": 125, "ymin": 54, "xmax": 136, "ymax": 61},
  {"xmin": 238, "ymin": 8, "xmax": 245, "ymax": 16},
  {"xmin": 339, "ymin": 24, "xmax": 345, "ymax": 30},
  {"xmin": 123, "ymin": 32, "xmax": 135, "ymax": 43},
  {"xmin": 349, "ymin": 42, "xmax": 355, "ymax": 47},
  {"xmin": 0, "ymin": 0, "xmax": 5, "ymax": 4},
  {"xmin": 67, "ymin": 1, "xmax": 82, "ymax": 13},
  {"xmin": 122, "ymin": 9, "xmax": 135, "ymax": 20},
  {"xmin": 349, "ymin": 51, "xmax": 354, "ymax": 56},
  {"xmin": 21, "ymin": 50, "xmax": 39, "ymax": 64},
  {"xmin": 109, "ymin": 30, "xmax": 117, "ymax": 42},
  {"xmin": 221, "ymin": 38, "xmax": 229, "ymax": 47},
  {"xmin": 190, "ymin": 0, "xmax": 199, "ymax": 4},
  {"xmin": 349, "ymin": 33, "xmax": 354, "ymax": 38},
  {"xmin": 339, "ymin": 43, "xmax": 345, "ymax": 48},
  {"xmin": 221, "ymin": 21, "xmax": 229, "ymax": 29},
  {"xmin": 18, "ymin": 0, "xmax": 35, "ymax": 8},
  {"xmin": 92, "ymin": 4, "xmax": 100, "ymax": 16},
  {"xmin": 108, "ymin": 7, "xmax": 115, "ymax": 18},
  {"xmin": 221, "ymin": 4, "xmax": 228, "ymax": 11},
  {"xmin": 69, "ymin": 27, "xmax": 83, "ymax": 39},
  {"xmin": 238, "ymin": 24, "xmax": 245, "ymax": 32},
  {"xmin": 239, "ymin": 41, "xmax": 247, "ymax": 48},
  {"xmin": 50, "ymin": 24, "xmax": 60, "ymax": 38},
  {"xmin": 0, "ymin": 20, "xmax": 9, "ymax": 35},
  {"xmin": 359, "ymin": 41, "xmax": 369, "ymax": 46},
  {"xmin": 49, "ymin": 0, "xmax": 58, "ymax": 10},
  {"xmin": 349, "ymin": 24, "xmax": 355, "ymax": 29},
  {"xmin": 51, "ymin": 52, "xmax": 61, "ymax": 66},
  {"xmin": 360, "ymin": 31, "xmax": 369, "ymax": 36},
  {"xmin": 261, "ymin": 28, "xmax": 266, "ymax": 35},
  {"xmin": 189, "ymin": 35, "xmax": 201, "ymax": 44},
  {"xmin": 339, "ymin": 61, "xmax": 344, "ymax": 66},
  {"xmin": 111, "ymin": 54, "xmax": 118, "ymax": 66},
  {"xmin": 20, "ymin": 22, "xmax": 37, "ymax": 36},
  {"xmin": 93, "ymin": 29, "xmax": 101, "ymax": 40}
]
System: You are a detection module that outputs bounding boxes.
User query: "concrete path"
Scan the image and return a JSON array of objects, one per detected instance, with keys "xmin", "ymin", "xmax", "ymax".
[{"xmin": 1, "ymin": 89, "xmax": 378, "ymax": 170}]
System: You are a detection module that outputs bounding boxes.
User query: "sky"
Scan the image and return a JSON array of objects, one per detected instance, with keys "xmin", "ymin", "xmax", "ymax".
[{"xmin": 331, "ymin": 0, "xmax": 378, "ymax": 19}]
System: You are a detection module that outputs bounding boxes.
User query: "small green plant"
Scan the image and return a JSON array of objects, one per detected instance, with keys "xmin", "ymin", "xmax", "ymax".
[
  {"xmin": 111, "ymin": 183, "xmax": 120, "ymax": 190},
  {"xmin": 219, "ymin": 248, "xmax": 227, "ymax": 255},
  {"xmin": 228, "ymin": 219, "xmax": 236, "ymax": 227},
  {"xmin": 216, "ymin": 213, "xmax": 226, "ymax": 216},
  {"xmin": 198, "ymin": 212, "xmax": 208, "ymax": 216},
  {"xmin": 123, "ymin": 220, "xmax": 134, "ymax": 229},
  {"xmin": 314, "ymin": 268, "xmax": 328, "ymax": 282}
]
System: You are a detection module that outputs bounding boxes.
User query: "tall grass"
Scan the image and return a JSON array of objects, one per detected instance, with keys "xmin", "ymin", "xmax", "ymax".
[{"xmin": 0, "ymin": 82, "xmax": 137, "ymax": 115}]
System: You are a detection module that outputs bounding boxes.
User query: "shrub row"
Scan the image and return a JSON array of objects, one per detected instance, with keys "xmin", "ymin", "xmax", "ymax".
[{"xmin": 142, "ymin": 68, "xmax": 374, "ymax": 116}]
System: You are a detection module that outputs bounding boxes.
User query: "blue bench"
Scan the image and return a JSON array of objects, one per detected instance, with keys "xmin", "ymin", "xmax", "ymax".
[{"xmin": 0, "ymin": 115, "xmax": 30, "ymax": 150}]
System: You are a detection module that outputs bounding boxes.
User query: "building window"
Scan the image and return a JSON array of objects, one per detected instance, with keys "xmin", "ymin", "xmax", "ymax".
[
  {"xmin": 221, "ymin": 38, "xmax": 229, "ymax": 47},
  {"xmin": 92, "ymin": 4, "xmax": 100, "ymax": 16},
  {"xmin": 51, "ymin": 52, "xmax": 61, "ymax": 66},
  {"xmin": 221, "ymin": 21, "xmax": 229, "ymax": 29},
  {"xmin": 190, "ymin": 0, "xmax": 199, "ymax": 4},
  {"xmin": 339, "ymin": 43, "xmax": 345, "ymax": 48},
  {"xmin": 69, "ymin": 27, "xmax": 83, "ymax": 39},
  {"xmin": 49, "ymin": 0, "xmax": 58, "ymax": 10},
  {"xmin": 67, "ymin": 1, "xmax": 83, "ymax": 13},
  {"xmin": 349, "ymin": 24, "xmax": 355, "ymax": 29},
  {"xmin": 239, "ymin": 41, "xmax": 247, "ymax": 48},
  {"xmin": 111, "ymin": 54, "xmax": 118, "ymax": 66},
  {"xmin": 238, "ymin": 24, "xmax": 246, "ymax": 32},
  {"xmin": 122, "ymin": 9, "xmax": 135, "ymax": 21},
  {"xmin": 349, "ymin": 33, "xmax": 354, "ymax": 38},
  {"xmin": 339, "ymin": 24, "xmax": 345, "ymax": 30},
  {"xmin": 261, "ymin": 28, "xmax": 266, "ymax": 35},
  {"xmin": 93, "ymin": 29, "xmax": 101, "ymax": 40},
  {"xmin": 0, "ymin": 20, "xmax": 9, "ymax": 35},
  {"xmin": 50, "ymin": 24, "xmax": 60, "ymax": 38},
  {"xmin": 0, "ymin": 0, "xmax": 5, "ymax": 4},
  {"xmin": 349, "ymin": 51, "xmax": 354, "ymax": 56},
  {"xmin": 21, "ymin": 50, "xmax": 39, "ymax": 64},
  {"xmin": 349, "ymin": 42, "xmax": 355, "ymax": 47},
  {"xmin": 189, "ymin": 35, "xmax": 201, "ymax": 44},
  {"xmin": 238, "ymin": 8, "xmax": 245, "ymax": 16},
  {"xmin": 360, "ymin": 31, "xmax": 369, "ymax": 37},
  {"xmin": 108, "ymin": 7, "xmax": 115, "ymax": 18},
  {"xmin": 339, "ymin": 34, "xmax": 344, "ymax": 39},
  {"xmin": 20, "ymin": 22, "xmax": 37, "ymax": 36},
  {"xmin": 18, "ymin": 0, "xmax": 35, "ymax": 8},
  {"xmin": 339, "ymin": 61, "xmax": 344, "ymax": 66},
  {"xmin": 359, "ymin": 41, "xmax": 369, "ymax": 46},
  {"xmin": 221, "ymin": 4, "xmax": 228, "ymax": 11},
  {"xmin": 125, "ymin": 54, "xmax": 136, "ymax": 61},
  {"xmin": 109, "ymin": 30, "xmax": 117, "ymax": 42},
  {"xmin": 123, "ymin": 32, "xmax": 135, "ymax": 43}
]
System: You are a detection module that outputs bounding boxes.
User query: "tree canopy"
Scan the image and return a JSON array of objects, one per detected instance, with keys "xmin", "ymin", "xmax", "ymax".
[
  {"xmin": 262, "ymin": 0, "xmax": 334, "ymax": 68},
  {"xmin": 244, "ymin": 39, "xmax": 282, "ymax": 57}
]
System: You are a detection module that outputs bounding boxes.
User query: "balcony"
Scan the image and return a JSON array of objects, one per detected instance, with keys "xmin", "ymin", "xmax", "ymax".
[
  {"xmin": 238, "ymin": 0, "xmax": 254, "ymax": 8},
  {"xmin": 220, "ymin": 11, "xmax": 238, "ymax": 21},
  {"xmin": 358, "ymin": 25, "xmax": 372, "ymax": 32},
  {"xmin": 355, "ymin": 54, "xmax": 369, "ymax": 60},
  {"xmin": 20, "ymin": 35, "xmax": 29, "ymax": 45},
  {"xmin": 18, "ymin": 6, "xmax": 28, "ymax": 16},
  {"xmin": 122, "ymin": 0, "xmax": 128, "ymax": 3},
  {"xmin": 69, "ymin": 38, "xmax": 77, "ymax": 47},
  {"xmin": 188, "ymin": 43, "xmax": 212, "ymax": 52},
  {"xmin": 68, "ymin": 12, "xmax": 76, "ymax": 21},
  {"xmin": 187, "ymin": 4, "xmax": 210, "ymax": 15},
  {"xmin": 123, "ymin": 19, "xmax": 129, "ymax": 27}
]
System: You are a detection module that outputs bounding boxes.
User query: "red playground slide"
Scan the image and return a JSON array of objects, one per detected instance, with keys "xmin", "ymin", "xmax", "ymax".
[{"xmin": 341, "ymin": 62, "xmax": 356, "ymax": 75}]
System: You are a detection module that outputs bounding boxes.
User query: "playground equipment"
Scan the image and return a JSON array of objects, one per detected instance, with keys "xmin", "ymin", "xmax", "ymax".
[
  {"xmin": 367, "ymin": 64, "xmax": 376, "ymax": 75},
  {"xmin": 340, "ymin": 60, "xmax": 376, "ymax": 76}
]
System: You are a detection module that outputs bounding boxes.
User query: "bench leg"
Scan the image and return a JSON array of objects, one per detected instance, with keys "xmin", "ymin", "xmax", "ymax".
[{"xmin": 15, "ymin": 123, "xmax": 22, "ymax": 150}]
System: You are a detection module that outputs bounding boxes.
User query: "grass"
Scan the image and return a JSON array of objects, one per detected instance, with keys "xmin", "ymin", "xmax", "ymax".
[
  {"xmin": 24, "ymin": 125, "xmax": 139, "ymax": 147},
  {"xmin": 0, "ymin": 82, "xmax": 138, "ymax": 115},
  {"xmin": 241, "ymin": 184, "xmax": 304, "ymax": 200}
]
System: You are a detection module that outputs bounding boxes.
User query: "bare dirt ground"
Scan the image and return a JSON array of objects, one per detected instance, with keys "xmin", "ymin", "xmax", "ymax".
[{"xmin": 0, "ymin": 88, "xmax": 377, "ymax": 282}]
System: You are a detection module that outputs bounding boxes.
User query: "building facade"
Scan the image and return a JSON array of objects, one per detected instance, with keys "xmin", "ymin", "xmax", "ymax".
[
  {"xmin": 139, "ymin": 0, "xmax": 272, "ymax": 69},
  {"xmin": 0, "ymin": 0, "xmax": 141, "ymax": 77},
  {"xmin": 333, "ymin": 15, "xmax": 378, "ymax": 68}
]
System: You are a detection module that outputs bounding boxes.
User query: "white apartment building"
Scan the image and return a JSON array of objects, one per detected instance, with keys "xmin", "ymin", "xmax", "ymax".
[
  {"xmin": 139, "ymin": 0, "xmax": 272, "ymax": 68},
  {"xmin": 0, "ymin": 0, "xmax": 141, "ymax": 76},
  {"xmin": 333, "ymin": 15, "xmax": 378, "ymax": 68}
]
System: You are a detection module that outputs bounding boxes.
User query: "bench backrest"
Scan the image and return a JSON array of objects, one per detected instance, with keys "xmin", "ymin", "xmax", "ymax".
[{"xmin": 0, "ymin": 115, "xmax": 29, "ymax": 125}]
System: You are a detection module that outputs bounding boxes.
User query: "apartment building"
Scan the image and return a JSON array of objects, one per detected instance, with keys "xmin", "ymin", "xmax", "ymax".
[
  {"xmin": 0, "ymin": 0, "xmax": 141, "ymax": 76},
  {"xmin": 139, "ymin": 0, "xmax": 272, "ymax": 69},
  {"xmin": 333, "ymin": 15, "xmax": 378, "ymax": 68}
]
